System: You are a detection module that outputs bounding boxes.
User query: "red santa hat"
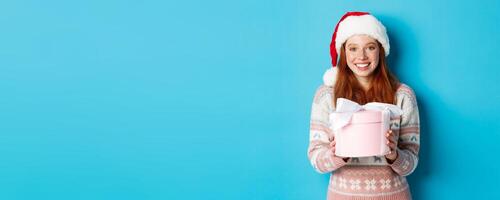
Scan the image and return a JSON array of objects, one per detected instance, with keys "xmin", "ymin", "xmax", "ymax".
[{"xmin": 323, "ymin": 12, "xmax": 390, "ymax": 86}]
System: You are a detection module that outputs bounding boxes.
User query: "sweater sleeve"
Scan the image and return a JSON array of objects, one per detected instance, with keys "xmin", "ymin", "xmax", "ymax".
[
  {"xmin": 390, "ymin": 86, "xmax": 420, "ymax": 176},
  {"xmin": 307, "ymin": 85, "xmax": 347, "ymax": 174}
]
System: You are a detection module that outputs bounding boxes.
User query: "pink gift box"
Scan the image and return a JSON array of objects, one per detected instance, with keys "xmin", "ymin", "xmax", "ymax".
[{"xmin": 331, "ymin": 110, "xmax": 390, "ymax": 157}]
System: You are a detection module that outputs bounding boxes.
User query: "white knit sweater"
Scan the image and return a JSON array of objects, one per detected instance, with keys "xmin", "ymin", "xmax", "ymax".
[{"xmin": 308, "ymin": 83, "xmax": 420, "ymax": 200}]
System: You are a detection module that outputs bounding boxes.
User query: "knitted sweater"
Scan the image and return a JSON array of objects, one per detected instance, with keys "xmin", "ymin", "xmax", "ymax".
[{"xmin": 308, "ymin": 83, "xmax": 420, "ymax": 200}]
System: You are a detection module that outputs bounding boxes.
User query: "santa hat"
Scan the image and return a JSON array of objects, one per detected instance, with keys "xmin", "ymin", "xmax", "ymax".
[{"xmin": 323, "ymin": 12, "xmax": 390, "ymax": 86}]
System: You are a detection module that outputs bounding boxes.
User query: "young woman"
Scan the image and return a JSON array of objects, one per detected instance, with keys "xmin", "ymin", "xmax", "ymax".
[{"xmin": 308, "ymin": 12, "xmax": 420, "ymax": 200}]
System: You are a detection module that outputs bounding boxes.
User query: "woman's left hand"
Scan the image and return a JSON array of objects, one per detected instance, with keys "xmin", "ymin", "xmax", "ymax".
[{"xmin": 385, "ymin": 129, "xmax": 398, "ymax": 163}]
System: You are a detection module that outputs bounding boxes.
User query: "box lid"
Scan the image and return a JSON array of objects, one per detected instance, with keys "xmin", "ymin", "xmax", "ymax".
[{"xmin": 334, "ymin": 110, "xmax": 383, "ymax": 124}]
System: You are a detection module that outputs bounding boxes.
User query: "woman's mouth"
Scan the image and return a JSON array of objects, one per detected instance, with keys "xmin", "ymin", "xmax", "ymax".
[{"xmin": 355, "ymin": 63, "xmax": 370, "ymax": 71}]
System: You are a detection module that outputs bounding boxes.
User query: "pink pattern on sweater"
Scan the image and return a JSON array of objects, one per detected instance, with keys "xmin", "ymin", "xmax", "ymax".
[{"xmin": 308, "ymin": 84, "xmax": 420, "ymax": 200}]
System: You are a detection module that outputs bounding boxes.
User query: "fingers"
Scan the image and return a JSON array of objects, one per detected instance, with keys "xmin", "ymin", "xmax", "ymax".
[
  {"xmin": 386, "ymin": 138, "xmax": 396, "ymax": 146},
  {"xmin": 386, "ymin": 148, "xmax": 398, "ymax": 161},
  {"xmin": 330, "ymin": 139, "xmax": 336, "ymax": 146},
  {"xmin": 385, "ymin": 129, "xmax": 393, "ymax": 137},
  {"xmin": 385, "ymin": 130, "xmax": 397, "ymax": 143},
  {"xmin": 330, "ymin": 140, "xmax": 336, "ymax": 154},
  {"xmin": 387, "ymin": 141, "xmax": 396, "ymax": 150},
  {"xmin": 385, "ymin": 130, "xmax": 396, "ymax": 152},
  {"xmin": 385, "ymin": 134, "xmax": 398, "ymax": 160}
]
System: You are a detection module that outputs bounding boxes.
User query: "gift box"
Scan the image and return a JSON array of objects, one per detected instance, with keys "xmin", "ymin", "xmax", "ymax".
[{"xmin": 329, "ymin": 98, "xmax": 402, "ymax": 157}]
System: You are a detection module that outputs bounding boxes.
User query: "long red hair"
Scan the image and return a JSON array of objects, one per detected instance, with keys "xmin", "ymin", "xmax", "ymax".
[{"xmin": 333, "ymin": 42, "xmax": 400, "ymax": 105}]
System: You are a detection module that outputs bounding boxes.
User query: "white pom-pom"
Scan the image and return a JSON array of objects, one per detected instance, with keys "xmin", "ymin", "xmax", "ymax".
[{"xmin": 322, "ymin": 67, "xmax": 338, "ymax": 87}]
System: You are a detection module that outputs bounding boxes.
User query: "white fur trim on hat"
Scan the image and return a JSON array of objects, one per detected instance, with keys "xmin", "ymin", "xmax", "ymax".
[
  {"xmin": 323, "ymin": 67, "xmax": 338, "ymax": 87},
  {"xmin": 335, "ymin": 14, "xmax": 390, "ymax": 56}
]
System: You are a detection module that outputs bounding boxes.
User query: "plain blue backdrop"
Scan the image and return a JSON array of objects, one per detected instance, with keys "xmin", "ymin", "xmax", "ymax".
[{"xmin": 1, "ymin": 0, "xmax": 499, "ymax": 199}]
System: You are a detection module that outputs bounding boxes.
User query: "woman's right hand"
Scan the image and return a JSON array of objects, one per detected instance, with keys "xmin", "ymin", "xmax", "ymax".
[{"xmin": 330, "ymin": 138, "xmax": 350, "ymax": 162}]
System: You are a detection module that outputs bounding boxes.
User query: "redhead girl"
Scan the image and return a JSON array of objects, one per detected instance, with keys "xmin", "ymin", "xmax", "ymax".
[{"xmin": 308, "ymin": 12, "xmax": 420, "ymax": 200}]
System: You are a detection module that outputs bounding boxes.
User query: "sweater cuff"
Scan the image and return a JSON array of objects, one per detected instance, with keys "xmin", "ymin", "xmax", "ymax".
[
  {"xmin": 389, "ymin": 148, "xmax": 407, "ymax": 174},
  {"xmin": 331, "ymin": 154, "xmax": 348, "ymax": 168}
]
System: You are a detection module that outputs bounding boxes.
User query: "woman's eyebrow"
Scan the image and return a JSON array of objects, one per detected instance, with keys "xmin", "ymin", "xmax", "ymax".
[{"xmin": 347, "ymin": 42, "xmax": 377, "ymax": 47}]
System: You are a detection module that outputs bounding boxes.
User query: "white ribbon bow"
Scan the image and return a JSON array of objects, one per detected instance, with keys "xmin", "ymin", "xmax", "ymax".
[{"xmin": 329, "ymin": 98, "xmax": 403, "ymax": 131}]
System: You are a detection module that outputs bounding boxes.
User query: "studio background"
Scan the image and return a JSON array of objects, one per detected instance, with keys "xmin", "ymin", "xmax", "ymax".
[{"xmin": 0, "ymin": 0, "xmax": 499, "ymax": 199}]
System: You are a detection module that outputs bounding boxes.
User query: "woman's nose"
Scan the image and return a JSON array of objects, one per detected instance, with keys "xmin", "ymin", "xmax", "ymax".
[{"xmin": 357, "ymin": 50, "xmax": 368, "ymax": 59}]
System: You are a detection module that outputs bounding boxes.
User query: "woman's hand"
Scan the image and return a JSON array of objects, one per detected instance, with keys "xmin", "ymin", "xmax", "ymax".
[
  {"xmin": 330, "ymin": 138, "xmax": 350, "ymax": 162},
  {"xmin": 385, "ymin": 129, "xmax": 398, "ymax": 163}
]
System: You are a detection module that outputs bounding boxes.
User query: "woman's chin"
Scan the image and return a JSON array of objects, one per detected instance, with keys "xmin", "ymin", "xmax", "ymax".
[{"xmin": 353, "ymin": 71, "xmax": 375, "ymax": 80}]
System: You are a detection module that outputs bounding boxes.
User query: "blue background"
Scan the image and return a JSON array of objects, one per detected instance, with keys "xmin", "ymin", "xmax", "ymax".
[{"xmin": 1, "ymin": 0, "xmax": 499, "ymax": 199}]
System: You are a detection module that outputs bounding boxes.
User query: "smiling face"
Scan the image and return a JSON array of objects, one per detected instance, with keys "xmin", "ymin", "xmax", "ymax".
[{"xmin": 344, "ymin": 35, "xmax": 380, "ymax": 83}]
